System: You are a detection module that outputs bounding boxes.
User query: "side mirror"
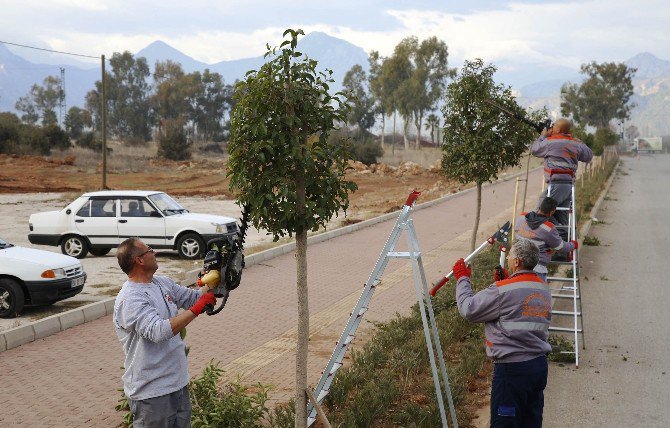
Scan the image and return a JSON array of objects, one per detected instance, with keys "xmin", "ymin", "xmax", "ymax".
[
  {"xmin": 149, "ymin": 211, "xmax": 162, "ymax": 218},
  {"xmin": 66, "ymin": 209, "xmax": 71, "ymax": 215}
]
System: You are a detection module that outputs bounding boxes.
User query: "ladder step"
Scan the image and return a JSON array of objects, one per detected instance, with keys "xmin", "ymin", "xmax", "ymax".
[
  {"xmin": 316, "ymin": 389, "xmax": 328, "ymax": 402},
  {"xmin": 552, "ymin": 294, "xmax": 580, "ymax": 299},
  {"xmin": 554, "ymin": 207, "xmax": 572, "ymax": 211},
  {"xmin": 547, "ymin": 277, "xmax": 575, "ymax": 283},
  {"xmin": 549, "ymin": 326, "xmax": 583, "ymax": 333},
  {"xmin": 343, "ymin": 335, "xmax": 354, "ymax": 346},
  {"xmin": 387, "ymin": 251, "xmax": 421, "ymax": 258},
  {"xmin": 357, "ymin": 307, "xmax": 368, "ymax": 317},
  {"xmin": 329, "ymin": 362, "xmax": 343, "ymax": 375},
  {"xmin": 552, "ymin": 310, "xmax": 581, "ymax": 316}
]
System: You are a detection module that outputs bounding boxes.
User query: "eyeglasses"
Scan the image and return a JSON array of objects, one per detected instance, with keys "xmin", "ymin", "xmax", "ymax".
[{"xmin": 137, "ymin": 247, "xmax": 154, "ymax": 258}]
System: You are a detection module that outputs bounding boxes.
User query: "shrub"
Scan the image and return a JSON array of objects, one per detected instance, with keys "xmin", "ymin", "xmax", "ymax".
[
  {"xmin": 43, "ymin": 125, "xmax": 71, "ymax": 151},
  {"xmin": 158, "ymin": 118, "xmax": 191, "ymax": 161},
  {"xmin": 18, "ymin": 125, "xmax": 50, "ymax": 155},
  {"xmin": 77, "ymin": 131, "xmax": 103, "ymax": 152},
  {"xmin": 352, "ymin": 140, "xmax": 384, "ymax": 165}
]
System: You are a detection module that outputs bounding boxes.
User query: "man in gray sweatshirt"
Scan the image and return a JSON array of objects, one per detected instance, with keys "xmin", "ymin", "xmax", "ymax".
[
  {"xmin": 113, "ymin": 237, "xmax": 217, "ymax": 427},
  {"xmin": 454, "ymin": 239, "xmax": 551, "ymax": 428}
]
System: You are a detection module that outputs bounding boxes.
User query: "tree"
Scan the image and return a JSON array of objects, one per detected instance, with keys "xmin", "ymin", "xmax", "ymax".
[
  {"xmin": 411, "ymin": 37, "xmax": 452, "ymax": 149},
  {"xmin": 64, "ymin": 106, "xmax": 93, "ymax": 140},
  {"xmin": 86, "ymin": 51, "xmax": 152, "ymax": 141},
  {"xmin": 227, "ymin": 29, "xmax": 356, "ymax": 427},
  {"xmin": 441, "ymin": 59, "xmax": 536, "ymax": 251},
  {"xmin": 15, "ymin": 75, "xmax": 62, "ymax": 126},
  {"xmin": 342, "ymin": 64, "xmax": 375, "ymax": 132},
  {"xmin": 625, "ymin": 124, "xmax": 639, "ymax": 141},
  {"xmin": 190, "ymin": 69, "xmax": 233, "ymax": 141},
  {"xmin": 560, "ymin": 61, "xmax": 636, "ymax": 129},
  {"xmin": 157, "ymin": 117, "xmax": 191, "ymax": 160},
  {"xmin": 425, "ymin": 113, "xmax": 440, "ymax": 145}
]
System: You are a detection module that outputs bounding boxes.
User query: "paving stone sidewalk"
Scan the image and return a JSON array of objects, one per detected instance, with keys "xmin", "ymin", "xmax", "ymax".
[{"xmin": 0, "ymin": 169, "xmax": 541, "ymax": 427}]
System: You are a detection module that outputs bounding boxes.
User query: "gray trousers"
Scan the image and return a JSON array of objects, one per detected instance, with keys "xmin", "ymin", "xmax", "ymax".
[
  {"xmin": 129, "ymin": 385, "xmax": 191, "ymax": 428},
  {"xmin": 538, "ymin": 182, "xmax": 572, "ymax": 241}
]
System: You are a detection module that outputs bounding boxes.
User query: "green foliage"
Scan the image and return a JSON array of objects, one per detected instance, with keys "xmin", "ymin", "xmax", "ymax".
[
  {"xmin": 17, "ymin": 125, "xmax": 52, "ymax": 155},
  {"xmin": 117, "ymin": 362, "xmax": 286, "ymax": 428},
  {"xmin": 15, "ymin": 75, "xmax": 63, "ymax": 126},
  {"xmin": 353, "ymin": 139, "xmax": 384, "ymax": 165},
  {"xmin": 441, "ymin": 59, "xmax": 535, "ymax": 185},
  {"xmin": 227, "ymin": 28, "xmax": 357, "ymax": 241},
  {"xmin": 561, "ymin": 61, "xmax": 636, "ymax": 129},
  {"xmin": 86, "ymin": 51, "xmax": 152, "ymax": 141},
  {"xmin": 342, "ymin": 64, "xmax": 376, "ymax": 131},
  {"xmin": 583, "ymin": 235, "xmax": 600, "ymax": 246},
  {"xmin": 547, "ymin": 334, "xmax": 576, "ymax": 363},
  {"xmin": 158, "ymin": 118, "xmax": 191, "ymax": 161},
  {"xmin": 64, "ymin": 106, "xmax": 93, "ymax": 140},
  {"xmin": 77, "ymin": 131, "xmax": 103, "ymax": 152},
  {"xmin": 42, "ymin": 125, "xmax": 71, "ymax": 151}
]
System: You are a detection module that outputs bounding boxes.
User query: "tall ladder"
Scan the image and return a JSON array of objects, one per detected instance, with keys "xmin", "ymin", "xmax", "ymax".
[
  {"xmin": 307, "ymin": 191, "xmax": 458, "ymax": 428},
  {"xmin": 546, "ymin": 173, "xmax": 585, "ymax": 368}
]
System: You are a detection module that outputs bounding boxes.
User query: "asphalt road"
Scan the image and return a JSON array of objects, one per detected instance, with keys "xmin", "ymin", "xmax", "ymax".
[{"xmin": 544, "ymin": 154, "xmax": 670, "ymax": 427}]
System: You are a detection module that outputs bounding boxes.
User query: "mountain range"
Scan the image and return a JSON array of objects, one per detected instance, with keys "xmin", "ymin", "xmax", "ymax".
[{"xmin": 1, "ymin": 32, "xmax": 669, "ymax": 135}]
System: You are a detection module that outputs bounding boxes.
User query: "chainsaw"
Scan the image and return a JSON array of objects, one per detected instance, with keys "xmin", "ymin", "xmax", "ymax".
[{"xmin": 197, "ymin": 206, "xmax": 250, "ymax": 315}]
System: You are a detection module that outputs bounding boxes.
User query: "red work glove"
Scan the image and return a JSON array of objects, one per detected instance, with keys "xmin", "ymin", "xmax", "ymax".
[
  {"xmin": 494, "ymin": 267, "xmax": 509, "ymax": 281},
  {"xmin": 453, "ymin": 258, "xmax": 471, "ymax": 280},
  {"xmin": 189, "ymin": 292, "xmax": 216, "ymax": 316},
  {"xmin": 570, "ymin": 239, "xmax": 579, "ymax": 250}
]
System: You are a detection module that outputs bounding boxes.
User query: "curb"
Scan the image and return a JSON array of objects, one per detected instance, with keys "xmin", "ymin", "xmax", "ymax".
[{"xmin": 0, "ymin": 166, "xmax": 539, "ymax": 353}]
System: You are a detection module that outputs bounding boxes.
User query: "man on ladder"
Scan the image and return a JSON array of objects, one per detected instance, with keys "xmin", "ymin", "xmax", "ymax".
[
  {"xmin": 452, "ymin": 239, "xmax": 551, "ymax": 428},
  {"xmin": 531, "ymin": 118, "xmax": 593, "ymax": 239},
  {"xmin": 513, "ymin": 197, "xmax": 578, "ymax": 281}
]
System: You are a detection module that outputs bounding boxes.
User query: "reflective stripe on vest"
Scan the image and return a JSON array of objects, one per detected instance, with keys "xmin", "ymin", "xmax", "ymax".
[
  {"xmin": 497, "ymin": 281, "xmax": 549, "ymax": 293},
  {"xmin": 500, "ymin": 321, "xmax": 549, "ymax": 332}
]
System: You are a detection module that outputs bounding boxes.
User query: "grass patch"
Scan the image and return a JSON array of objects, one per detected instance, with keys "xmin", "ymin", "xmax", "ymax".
[
  {"xmin": 583, "ymin": 236, "xmax": 601, "ymax": 246},
  {"xmin": 98, "ymin": 286, "xmax": 122, "ymax": 296},
  {"xmin": 547, "ymin": 334, "xmax": 576, "ymax": 363}
]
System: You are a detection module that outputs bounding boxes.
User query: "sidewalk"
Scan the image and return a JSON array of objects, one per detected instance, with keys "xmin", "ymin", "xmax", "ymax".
[{"xmin": 0, "ymin": 169, "xmax": 541, "ymax": 427}]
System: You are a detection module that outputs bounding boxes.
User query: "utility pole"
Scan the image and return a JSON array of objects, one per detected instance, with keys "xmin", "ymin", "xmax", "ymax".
[
  {"xmin": 59, "ymin": 67, "xmax": 66, "ymax": 127},
  {"xmin": 101, "ymin": 54, "xmax": 108, "ymax": 190}
]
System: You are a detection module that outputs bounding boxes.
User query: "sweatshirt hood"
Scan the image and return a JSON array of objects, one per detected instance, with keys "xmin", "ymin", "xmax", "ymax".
[{"xmin": 524, "ymin": 212, "xmax": 547, "ymax": 230}]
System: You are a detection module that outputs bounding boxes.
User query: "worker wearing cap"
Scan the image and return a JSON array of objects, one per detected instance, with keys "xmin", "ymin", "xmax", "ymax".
[
  {"xmin": 531, "ymin": 118, "xmax": 593, "ymax": 238},
  {"xmin": 453, "ymin": 239, "xmax": 551, "ymax": 427},
  {"xmin": 514, "ymin": 197, "xmax": 578, "ymax": 281}
]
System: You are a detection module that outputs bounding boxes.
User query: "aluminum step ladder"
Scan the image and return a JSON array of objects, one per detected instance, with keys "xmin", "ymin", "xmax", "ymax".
[
  {"xmin": 545, "ymin": 174, "xmax": 585, "ymax": 368},
  {"xmin": 306, "ymin": 191, "xmax": 458, "ymax": 428}
]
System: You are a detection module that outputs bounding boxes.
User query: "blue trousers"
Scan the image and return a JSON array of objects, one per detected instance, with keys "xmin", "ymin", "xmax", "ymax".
[{"xmin": 490, "ymin": 355, "xmax": 548, "ymax": 428}]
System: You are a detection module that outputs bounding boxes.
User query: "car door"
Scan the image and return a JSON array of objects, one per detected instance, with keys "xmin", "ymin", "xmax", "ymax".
[
  {"xmin": 117, "ymin": 198, "xmax": 167, "ymax": 247},
  {"xmin": 74, "ymin": 197, "xmax": 119, "ymax": 246}
]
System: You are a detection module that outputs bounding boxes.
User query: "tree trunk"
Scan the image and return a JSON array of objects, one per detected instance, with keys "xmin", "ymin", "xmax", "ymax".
[
  {"xmin": 470, "ymin": 182, "xmax": 482, "ymax": 252},
  {"xmin": 414, "ymin": 112, "xmax": 422, "ymax": 150},
  {"xmin": 380, "ymin": 113, "xmax": 385, "ymax": 149},
  {"xmin": 392, "ymin": 111, "xmax": 396, "ymax": 156},
  {"xmin": 430, "ymin": 124, "xmax": 435, "ymax": 145},
  {"xmin": 295, "ymin": 169, "xmax": 309, "ymax": 428},
  {"xmin": 403, "ymin": 118, "xmax": 410, "ymax": 151}
]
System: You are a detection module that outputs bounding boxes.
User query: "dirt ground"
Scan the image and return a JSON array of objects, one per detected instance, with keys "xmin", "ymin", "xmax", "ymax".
[{"xmin": 0, "ymin": 150, "xmax": 538, "ymax": 331}]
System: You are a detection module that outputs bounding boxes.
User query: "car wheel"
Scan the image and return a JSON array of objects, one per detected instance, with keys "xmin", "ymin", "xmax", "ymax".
[
  {"xmin": 177, "ymin": 233, "xmax": 205, "ymax": 259},
  {"xmin": 61, "ymin": 235, "xmax": 89, "ymax": 259},
  {"xmin": 0, "ymin": 278, "xmax": 24, "ymax": 318},
  {"xmin": 89, "ymin": 248, "xmax": 111, "ymax": 257}
]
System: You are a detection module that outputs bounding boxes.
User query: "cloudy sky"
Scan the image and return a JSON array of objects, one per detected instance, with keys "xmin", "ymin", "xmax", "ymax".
[{"xmin": 2, "ymin": 0, "xmax": 669, "ymax": 75}]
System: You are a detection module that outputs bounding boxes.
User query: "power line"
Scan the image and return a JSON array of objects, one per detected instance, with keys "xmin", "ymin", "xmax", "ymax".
[{"xmin": 0, "ymin": 39, "xmax": 99, "ymax": 60}]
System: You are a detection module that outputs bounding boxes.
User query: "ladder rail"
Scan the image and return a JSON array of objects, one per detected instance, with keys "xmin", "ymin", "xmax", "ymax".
[{"xmin": 308, "ymin": 205, "xmax": 410, "ymax": 419}]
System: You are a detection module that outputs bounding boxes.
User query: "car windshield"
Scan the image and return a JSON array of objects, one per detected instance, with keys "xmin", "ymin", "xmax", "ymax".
[
  {"xmin": 0, "ymin": 238, "xmax": 12, "ymax": 249},
  {"xmin": 148, "ymin": 193, "xmax": 188, "ymax": 216}
]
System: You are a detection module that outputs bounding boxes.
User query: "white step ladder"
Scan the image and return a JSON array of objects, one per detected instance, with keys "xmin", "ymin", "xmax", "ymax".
[
  {"xmin": 306, "ymin": 191, "xmax": 458, "ymax": 427},
  {"xmin": 545, "ymin": 173, "xmax": 585, "ymax": 368}
]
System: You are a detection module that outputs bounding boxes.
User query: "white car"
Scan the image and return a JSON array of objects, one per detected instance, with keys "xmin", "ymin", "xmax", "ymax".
[
  {"xmin": 28, "ymin": 190, "xmax": 239, "ymax": 259},
  {"xmin": 0, "ymin": 237, "xmax": 86, "ymax": 318}
]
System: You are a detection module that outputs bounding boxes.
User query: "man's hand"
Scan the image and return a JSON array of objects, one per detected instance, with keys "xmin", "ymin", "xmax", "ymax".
[
  {"xmin": 570, "ymin": 239, "xmax": 579, "ymax": 250},
  {"xmin": 494, "ymin": 267, "xmax": 509, "ymax": 281},
  {"xmin": 453, "ymin": 258, "xmax": 471, "ymax": 280},
  {"xmin": 189, "ymin": 293, "xmax": 217, "ymax": 316}
]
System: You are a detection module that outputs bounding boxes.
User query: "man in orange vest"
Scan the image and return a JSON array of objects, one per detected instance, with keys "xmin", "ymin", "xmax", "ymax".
[
  {"xmin": 532, "ymin": 118, "xmax": 593, "ymax": 239},
  {"xmin": 453, "ymin": 239, "xmax": 551, "ymax": 427}
]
